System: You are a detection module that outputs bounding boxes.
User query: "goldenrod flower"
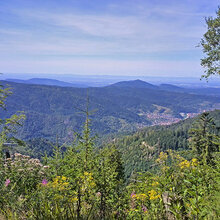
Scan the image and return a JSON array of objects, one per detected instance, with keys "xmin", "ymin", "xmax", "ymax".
[
  {"xmin": 152, "ymin": 181, "xmax": 159, "ymax": 186},
  {"xmin": 148, "ymin": 189, "xmax": 160, "ymax": 200},
  {"xmin": 191, "ymin": 158, "xmax": 198, "ymax": 167},
  {"xmin": 179, "ymin": 160, "xmax": 190, "ymax": 169},
  {"xmin": 61, "ymin": 176, "xmax": 67, "ymax": 181},
  {"xmin": 156, "ymin": 152, "xmax": 168, "ymax": 163}
]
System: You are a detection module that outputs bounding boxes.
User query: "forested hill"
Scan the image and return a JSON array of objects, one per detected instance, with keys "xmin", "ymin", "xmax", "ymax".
[
  {"xmin": 114, "ymin": 110, "xmax": 220, "ymax": 178},
  {"xmin": 5, "ymin": 78, "xmax": 88, "ymax": 88},
  {"xmin": 110, "ymin": 79, "xmax": 158, "ymax": 89},
  {"xmin": 0, "ymin": 80, "xmax": 220, "ymax": 141}
]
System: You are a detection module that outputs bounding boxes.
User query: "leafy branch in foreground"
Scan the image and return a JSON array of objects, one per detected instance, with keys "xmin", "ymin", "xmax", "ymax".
[
  {"xmin": 200, "ymin": 7, "xmax": 220, "ymax": 79},
  {"xmin": 0, "ymin": 81, "xmax": 26, "ymax": 162}
]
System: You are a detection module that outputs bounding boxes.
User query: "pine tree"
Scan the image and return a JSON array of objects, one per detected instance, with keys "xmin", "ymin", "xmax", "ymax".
[
  {"xmin": 95, "ymin": 145, "xmax": 126, "ymax": 219},
  {"xmin": 189, "ymin": 112, "xmax": 219, "ymax": 164}
]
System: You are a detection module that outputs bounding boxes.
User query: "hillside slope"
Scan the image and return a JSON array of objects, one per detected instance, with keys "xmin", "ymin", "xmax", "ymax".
[
  {"xmin": 114, "ymin": 110, "xmax": 220, "ymax": 178},
  {"xmin": 0, "ymin": 80, "xmax": 219, "ymax": 141}
]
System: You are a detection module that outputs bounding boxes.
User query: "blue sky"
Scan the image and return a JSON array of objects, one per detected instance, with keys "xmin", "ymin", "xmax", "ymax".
[{"xmin": 0, "ymin": 0, "xmax": 219, "ymax": 77}]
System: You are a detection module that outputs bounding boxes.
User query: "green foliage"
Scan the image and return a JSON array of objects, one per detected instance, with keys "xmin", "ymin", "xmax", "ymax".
[
  {"xmin": 200, "ymin": 7, "xmax": 220, "ymax": 78},
  {"xmin": 115, "ymin": 110, "xmax": 220, "ymax": 178},
  {"xmin": 94, "ymin": 145, "xmax": 126, "ymax": 218},
  {"xmin": 189, "ymin": 112, "xmax": 219, "ymax": 164},
  {"xmin": 26, "ymin": 138, "xmax": 55, "ymax": 159},
  {"xmin": 127, "ymin": 151, "xmax": 220, "ymax": 219},
  {"xmin": 16, "ymin": 110, "xmax": 127, "ymax": 219},
  {"xmin": 0, "ymin": 153, "xmax": 49, "ymax": 219},
  {"xmin": 0, "ymin": 82, "xmax": 25, "ymax": 164},
  {"xmin": 0, "ymin": 82, "xmax": 11, "ymax": 109},
  {"xmin": 0, "ymin": 106, "xmax": 219, "ymax": 219}
]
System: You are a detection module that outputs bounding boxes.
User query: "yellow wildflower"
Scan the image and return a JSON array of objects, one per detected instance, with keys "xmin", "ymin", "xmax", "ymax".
[
  {"xmin": 191, "ymin": 158, "xmax": 198, "ymax": 167},
  {"xmin": 136, "ymin": 193, "xmax": 147, "ymax": 201},
  {"xmin": 148, "ymin": 189, "xmax": 160, "ymax": 200},
  {"xmin": 61, "ymin": 176, "xmax": 67, "ymax": 181},
  {"xmin": 50, "ymin": 176, "xmax": 70, "ymax": 190},
  {"xmin": 84, "ymin": 171, "xmax": 89, "ymax": 176},
  {"xmin": 156, "ymin": 152, "xmax": 168, "ymax": 163},
  {"xmin": 179, "ymin": 160, "xmax": 190, "ymax": 169},
  {"xmin": 62, "ymin": 182, "xmax": 69, "ymax": 186},
  {"xmin": 152, "ymin": 181, "xmax": 159, "ymax": 186},
  {"xmin": 69, "ymin": 197, "xmax": 78, "ymax": 203}
]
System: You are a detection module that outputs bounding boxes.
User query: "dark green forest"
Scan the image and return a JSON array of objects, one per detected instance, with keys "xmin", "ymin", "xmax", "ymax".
[
  {"xmin": 114, "ymin": 110, "xmax": 220, "ymax": 178},
  {"xmin": 20, "ymin": 109, "xmax": 220, "ymax": 179},
  {"xmin": 0, "ymin": 80, "xmax": 219, "ymax": 142}
]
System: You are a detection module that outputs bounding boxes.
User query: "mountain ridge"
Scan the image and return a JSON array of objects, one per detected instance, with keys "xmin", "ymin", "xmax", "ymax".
[
  {"xmin": 5, "ymin": 78, "xmax": 88, "ymax": 88},
  {"xmin": 109, "ymin": 79, "xmax": 158, "ymax": 89},
  {"xmin": 0, "ymin": 80, "xmax": 219, "ymax": 141}
]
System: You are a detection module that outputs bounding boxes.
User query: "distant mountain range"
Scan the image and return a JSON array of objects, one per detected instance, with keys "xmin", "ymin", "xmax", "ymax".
[
  {"xmin": 110, "ymin": 79, "xmax": 220, "ymax": 97},
  {"xmin": 5, "ymin": 78, "xmax": 220, "ymax": 97},
  {"xmin": 6, "ymin": 78, "xmax": 88, "ymax": 88},
  {"xmin": 3, "ymin": 74, "xmax": 220, "ymax": 88},
  {"xmin": 0, "ymin": 79, "xmax": 219, "ymax": 141}
]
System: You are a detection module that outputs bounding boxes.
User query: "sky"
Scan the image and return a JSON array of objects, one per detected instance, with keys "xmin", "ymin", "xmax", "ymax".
[{"xmin": 0, "ymin": 0, "xmax": 219, "ymax": 77}]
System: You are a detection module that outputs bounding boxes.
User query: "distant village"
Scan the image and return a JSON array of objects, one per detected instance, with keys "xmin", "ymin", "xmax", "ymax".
[{"xmin": 146, "ymin": 107, "xmax": 218, "ymax": 126}]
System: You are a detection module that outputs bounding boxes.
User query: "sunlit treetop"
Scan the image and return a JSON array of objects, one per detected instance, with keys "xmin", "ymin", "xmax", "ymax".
[{"xmin": 200, "ymin": 7, "xmax": 220, "ymax": 79}]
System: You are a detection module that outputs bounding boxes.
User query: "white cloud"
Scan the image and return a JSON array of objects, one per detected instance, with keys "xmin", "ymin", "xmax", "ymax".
[
  {"xmin": 0, "ymin": 9, "xmax": 204, "ymax": 57},
  {"xmin": 1, "ymin": 0, "xmax": 218, "ymax": 76}
]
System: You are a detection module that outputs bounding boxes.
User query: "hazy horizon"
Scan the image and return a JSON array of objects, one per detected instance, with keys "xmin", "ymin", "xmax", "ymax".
[{"xmin": 1, "ymin": 72, "xmax": 220, "ymax": 88}]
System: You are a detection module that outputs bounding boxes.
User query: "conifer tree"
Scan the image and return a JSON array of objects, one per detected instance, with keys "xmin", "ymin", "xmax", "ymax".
[
  {"xmin": 189, "ymin": 112, "xmax": 219, "ymax": 164},
  {"xmin": 95, "ymin": 145, "xmax": 126, "ymax": 219}
]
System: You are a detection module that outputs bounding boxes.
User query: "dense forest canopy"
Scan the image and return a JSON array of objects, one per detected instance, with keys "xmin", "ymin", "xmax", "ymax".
[{"xmin": 0, "ymin": 80, "xmax": 219, "ymax": 142}]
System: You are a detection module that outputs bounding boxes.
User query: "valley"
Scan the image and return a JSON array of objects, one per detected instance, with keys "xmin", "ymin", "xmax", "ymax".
[{"xmin": 0, "ymin": 79, "xmax": 219, "ymax": 142}]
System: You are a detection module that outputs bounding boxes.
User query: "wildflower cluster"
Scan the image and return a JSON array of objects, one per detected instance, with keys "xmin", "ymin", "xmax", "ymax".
[
  {"xmin": 179, "ymin": 160, "xmax": 190, "ymax": 169},
  {"xmin": 48, "ymin": 176, "xmax": 70, "ymax": 191},
  {"xmin": 151, "ymin": 181, "xmax": 159, "ymax": 187},
  {"xmin": 148, "ymin": 189, "xmax": 161, "ymax": 200},
  {"xmin": 156, "ymin": 152, "xmax": 168, "ymax": 163},
  {"xmin": 132, "ymin": 193, "xmax": 147, "ymax": 201},
  {"xmin": 2, "ymin": 153, "xmax": 48, "ymax": 196},
  {"xmin": 179, "ymin": 158, "xmax": 199, "ymax": 169},
  {"xmin": 191, "ymin": 158, "xmax": 198, "ymax": 167},
  {"xmin": 80, "ymin": 171, "xmax": 96, "ymax": 193},
  {"xmin": 4, "ymin": 153, "xmax": 48, "ymax": 176}
]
